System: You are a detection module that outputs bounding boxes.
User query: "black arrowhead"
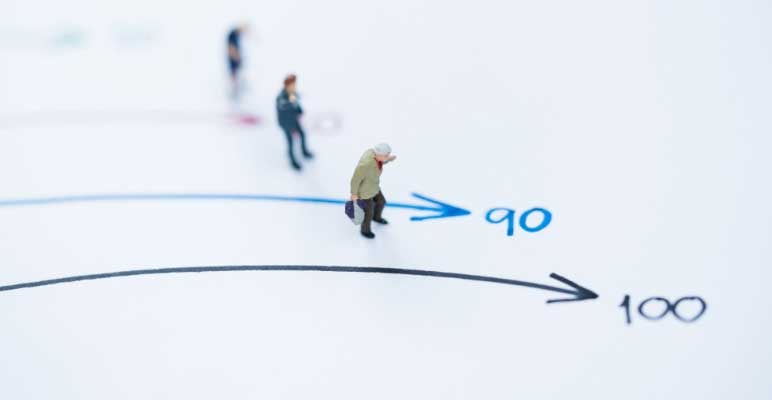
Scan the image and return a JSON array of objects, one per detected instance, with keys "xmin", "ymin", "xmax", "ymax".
[{"xmin": 545, "ymin": 273, "xmax": 599, "ymax": 304}]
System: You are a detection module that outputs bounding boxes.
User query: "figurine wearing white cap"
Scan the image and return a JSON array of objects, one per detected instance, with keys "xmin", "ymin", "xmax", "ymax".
[{"xmin": 350, "ymin": 143, "xmax": 397, "ymax": 239}]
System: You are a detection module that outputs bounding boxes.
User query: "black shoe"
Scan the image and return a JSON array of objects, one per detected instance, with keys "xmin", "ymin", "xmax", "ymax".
[
  {"xmin": 361, "ymin": 231, "xmax": 375, "ymax": 239},
  {"xmin": 290, "ymin": 160, "xmax": 302, "ymax": 171},
  {"xmin": 373, "ymin": 217, "xmax": 389, "ymax": 225},
  {"xmin": 302, "ymin": 151, "xmax": 314, "ymax": 159}
]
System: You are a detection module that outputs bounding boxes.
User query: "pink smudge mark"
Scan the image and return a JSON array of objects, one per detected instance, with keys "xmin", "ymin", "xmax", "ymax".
[{"xmin": 229, "ymin": 113, "xmax": 261, "ymax": 126}]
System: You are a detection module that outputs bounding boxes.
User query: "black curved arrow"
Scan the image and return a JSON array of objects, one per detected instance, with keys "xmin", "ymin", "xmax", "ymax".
[{"xmin": 0, "ymin": 265, "xmax": 598, "ymax": 304}]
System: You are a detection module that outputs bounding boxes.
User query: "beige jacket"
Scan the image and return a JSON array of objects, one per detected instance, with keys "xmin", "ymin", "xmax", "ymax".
[{"xmin": 350, "ymin": 149, "xmax": 392, "ymax": 199}]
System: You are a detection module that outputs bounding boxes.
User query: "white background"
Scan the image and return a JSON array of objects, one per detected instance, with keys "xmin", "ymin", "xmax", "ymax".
[{"xmin": 1, "ymin": 0, "xmax": 771, "ymax": 398}]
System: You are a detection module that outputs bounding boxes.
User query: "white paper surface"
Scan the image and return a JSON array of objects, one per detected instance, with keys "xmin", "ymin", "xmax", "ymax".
[{"xmin": 1, "ymin": 1, "xmax": 770, "ymax": 398}]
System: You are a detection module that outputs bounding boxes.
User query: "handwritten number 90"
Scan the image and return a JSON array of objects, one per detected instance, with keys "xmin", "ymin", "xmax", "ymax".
[
  {"xmin": 619, "ymin": 295, "xmax": 707, "ymax": 325},
  {"xmin": 486, "ymin": 207, "xmax": 551, "ymax": 236}
]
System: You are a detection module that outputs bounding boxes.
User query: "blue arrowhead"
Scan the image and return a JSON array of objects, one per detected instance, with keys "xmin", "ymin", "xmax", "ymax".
[{"xmin": 407, "ymin": 193, "xmax": 471, "ymax": 221}]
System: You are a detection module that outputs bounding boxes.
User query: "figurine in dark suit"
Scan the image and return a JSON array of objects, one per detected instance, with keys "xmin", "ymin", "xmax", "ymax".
[{"xmin": 276, "ymin": 74, "xmax": 313, "ymax": 170}]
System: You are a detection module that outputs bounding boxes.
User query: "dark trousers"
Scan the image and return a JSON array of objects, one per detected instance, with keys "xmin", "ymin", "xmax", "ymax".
[
  {"xmin": 228, "ymin": 59, "xmax": 241, "ymax": 79},
  {"xmin": 281, "ymin": 124, "xmax": 309, "ymax": 163},
  {"xmin": 361, "ymin": 191, "xmax": 386, "ymax": 234}
]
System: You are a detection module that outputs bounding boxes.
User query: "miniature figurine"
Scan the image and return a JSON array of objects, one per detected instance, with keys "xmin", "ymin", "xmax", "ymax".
[
  {"xmin": 276, "ymin": 74, "xmax": 313, "ymax": 170},
  {"xmin": 226, "ymin": 24, "xmax": 248, "ymax": 95},
  {"xmin": 350, "ymin": 143, "xmax": 396, "ymax": 239}
]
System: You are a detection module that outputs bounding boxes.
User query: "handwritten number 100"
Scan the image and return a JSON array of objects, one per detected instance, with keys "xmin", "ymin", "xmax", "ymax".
[{"xmin": 619, "ymin": 295, "xmax": 707, "ymax": 325}]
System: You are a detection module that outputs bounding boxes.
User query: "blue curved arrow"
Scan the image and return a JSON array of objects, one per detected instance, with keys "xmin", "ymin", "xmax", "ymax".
[{"xmin": 0, "ymin": 192, "xmax": 471, "ymax": 221}]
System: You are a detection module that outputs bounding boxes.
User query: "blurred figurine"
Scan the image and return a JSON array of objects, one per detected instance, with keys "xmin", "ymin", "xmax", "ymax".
[
  {"xmin": 276, "ymin": 74, "xmax": 313, "ymax": 170},
  {"xmin": 226, "ymin": 24, "xmax": 248, "ymax": 95},
  {"xmin": 350, "ymin": 143, "xmax": 396, "ymax": 239}
]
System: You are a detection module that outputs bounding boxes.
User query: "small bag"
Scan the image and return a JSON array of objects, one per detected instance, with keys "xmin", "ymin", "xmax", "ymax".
[{"xmin": 345, "ymin": 199, "xmax": 367, "ymax": 225}]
